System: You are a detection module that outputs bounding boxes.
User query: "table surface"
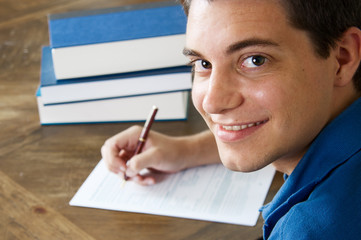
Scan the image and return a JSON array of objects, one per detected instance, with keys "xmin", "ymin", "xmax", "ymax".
[{"xmin": 0, "ymin": 0, "xmax": 283, "ymax": 239}]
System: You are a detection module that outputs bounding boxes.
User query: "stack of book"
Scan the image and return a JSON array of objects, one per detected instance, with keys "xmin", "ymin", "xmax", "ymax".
[{"xmin": 36, "ymin": 0, "xmax": 192, "ymax": 125}]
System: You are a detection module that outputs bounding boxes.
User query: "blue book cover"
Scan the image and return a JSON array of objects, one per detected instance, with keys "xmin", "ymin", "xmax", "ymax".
[
  {"xmin": 48, "ymin": 0, "xmax": 187, "ymax": 48},
  {"xmin": 40, "ymin": 46, "xmax": 191, "ymax": 87}
]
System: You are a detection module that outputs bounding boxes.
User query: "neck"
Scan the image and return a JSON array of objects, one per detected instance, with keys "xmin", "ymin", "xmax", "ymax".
[
  {"xmin": 331, "ymin": 84, "xmax": 361, "ymax": 121},
  {"xmin": 272, "ymin": 151, "xmax": 305, "ymax": 175}
]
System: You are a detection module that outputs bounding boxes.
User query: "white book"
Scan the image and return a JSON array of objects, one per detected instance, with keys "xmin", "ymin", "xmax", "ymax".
[
  {"xmin": 52, "ymin": 34, "xmax": 188, "ymax": 79},
  {"xmin": 36, "ymin": 90, "xmax": 189, "ymax": 125},
  {"xmin": 40, "ymin": 47, "xmax": 192, "ymax": 105}
]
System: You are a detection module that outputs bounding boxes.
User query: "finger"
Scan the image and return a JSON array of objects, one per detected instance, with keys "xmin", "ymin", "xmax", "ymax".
[
  {"xmin": 101, "ymin": 142, "xmax": 124, "ymax": 173},
  {"xmin": 131, "ymin": 175, "xmax": 156, "ymax": 186},
  {"xmin": 125, "ymin": 148, "xmax": 159, "ymax": 178},
  {"xmin": 111, "ymin": 125, "xmax": 143, "ymax": 151},
  {"xmin": 101, "ymin": 126, "xmax": 143, "ymax": 173},
  {"xmin": 126, "ymin": 147, "xmax": 181, "ymax": 178}
]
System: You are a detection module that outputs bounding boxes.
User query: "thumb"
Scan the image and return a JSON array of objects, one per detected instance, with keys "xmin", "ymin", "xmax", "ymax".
[{"xmin": 125, "ymin": 148, "xmax": 159, "ymax": 177}]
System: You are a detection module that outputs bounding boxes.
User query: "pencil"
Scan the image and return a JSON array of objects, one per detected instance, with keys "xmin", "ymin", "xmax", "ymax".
[{"xmin": 124, "ymin": 105, "xmax": 158, "ymax": 181}]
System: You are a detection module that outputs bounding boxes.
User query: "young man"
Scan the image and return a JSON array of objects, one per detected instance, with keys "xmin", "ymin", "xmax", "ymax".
[{"xmin": 102, "ymin": 0, "xmax": 361, "ymax": 238}]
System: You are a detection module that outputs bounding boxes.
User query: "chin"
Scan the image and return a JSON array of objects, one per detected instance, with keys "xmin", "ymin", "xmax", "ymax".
[{"xmin": 220, "ymin": 154, "xmax": 264, "ymax": 173}]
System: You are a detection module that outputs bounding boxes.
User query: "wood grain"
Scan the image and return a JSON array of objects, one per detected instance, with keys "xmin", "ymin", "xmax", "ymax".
[{"xmin": 0, "ymin": 170, "xmax": 95, "ymax": 240}]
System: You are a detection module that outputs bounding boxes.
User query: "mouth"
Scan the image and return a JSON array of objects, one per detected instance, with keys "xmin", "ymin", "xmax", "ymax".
[
  {"xmin": 221, "ymin": 120, "xmax": 268, "ymax": 131},
  {"xmin": 216, "ymin": 119, "xmax": 268, "ymax": 142}
]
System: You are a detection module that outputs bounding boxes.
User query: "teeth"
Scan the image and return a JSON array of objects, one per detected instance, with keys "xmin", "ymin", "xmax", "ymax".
[
  {"xmin": 222, "ymin": 121, "xmax": 265, "ymax": 131},
  {"xmin": 223, "ymin": 125, "xmax": 240, "ymax": 130}
]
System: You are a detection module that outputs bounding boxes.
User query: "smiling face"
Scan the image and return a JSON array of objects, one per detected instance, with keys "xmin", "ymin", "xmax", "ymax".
[{"xmin": 185, "ymin": 0, "xmax": 339, "ymax": 174}]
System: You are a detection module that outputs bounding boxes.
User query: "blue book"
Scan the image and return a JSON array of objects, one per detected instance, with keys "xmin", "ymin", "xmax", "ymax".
[
  {"xmin": 36, "ymin": 86, "xmax": 190, "ymax": 125},
  {"xmin": 49, "ymin": 1, "xmax": 186, "ymax": 48},
  {"xmin": 40, "ymin": 46, "xmax": 192, "ymax": 105},
  {"xmin": 48, "ymin": 1, "xmax": 188, "ymax": 79}
]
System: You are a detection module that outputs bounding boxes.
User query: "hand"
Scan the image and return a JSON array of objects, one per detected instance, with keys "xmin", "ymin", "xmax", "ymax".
[{"xmin": 101, "ymin": 126, "xmax": 216, "ymax": 185}]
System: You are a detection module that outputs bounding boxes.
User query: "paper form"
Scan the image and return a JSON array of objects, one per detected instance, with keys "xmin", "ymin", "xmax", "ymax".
[{"xmin": 70, "ymin": 159, "xmax": 275, "ymax": 226}]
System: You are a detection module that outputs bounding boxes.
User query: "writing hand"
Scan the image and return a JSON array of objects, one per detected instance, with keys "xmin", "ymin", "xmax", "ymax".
[{"xmin": 101, "ymin": 126, "xmax": 192, "ymax": 185}]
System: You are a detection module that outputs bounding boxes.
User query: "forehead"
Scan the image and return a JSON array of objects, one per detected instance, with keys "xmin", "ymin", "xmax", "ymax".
[
  {"xmin": 187, "ymin": 0, "xmax": 288, "ymax": 29},
  {"xmin": 185, "ymin": 0, "xmax": 297, "ymax": 52}
]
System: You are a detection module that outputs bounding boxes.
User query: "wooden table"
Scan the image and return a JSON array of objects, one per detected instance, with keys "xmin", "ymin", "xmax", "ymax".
[{"xmin": 0, "ymin": 0, "xmax": 283, "ymax": 239}]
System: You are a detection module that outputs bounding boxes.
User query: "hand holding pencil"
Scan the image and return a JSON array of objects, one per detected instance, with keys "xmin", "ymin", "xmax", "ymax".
[
  {"xmin": 101, "ymin": 106, "xmax": 220, "ymax": 186},
  {"xmin": 124, "ymin": 105, "xmax": 158, "ymax": 181}
]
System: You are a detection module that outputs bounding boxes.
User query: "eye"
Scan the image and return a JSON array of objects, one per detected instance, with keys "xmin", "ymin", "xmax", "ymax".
[
  {"xmin": 193, "ymin": 59, "xmax": 212, "ymax": 72},
  {"xmin": 242, "ymin": 55, "xmax": 267, "ymax": 68}
]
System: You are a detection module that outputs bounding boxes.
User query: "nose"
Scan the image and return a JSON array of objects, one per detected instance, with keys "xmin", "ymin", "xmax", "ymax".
[{"xmin": 202, "ymin": 68, "xmax": 244, "ymax": 114}]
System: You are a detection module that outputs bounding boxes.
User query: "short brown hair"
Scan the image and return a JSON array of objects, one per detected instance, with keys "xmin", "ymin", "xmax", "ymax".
[{"xmin": 180, "ymin": 0, "xmax": 361, "ymax": 91}]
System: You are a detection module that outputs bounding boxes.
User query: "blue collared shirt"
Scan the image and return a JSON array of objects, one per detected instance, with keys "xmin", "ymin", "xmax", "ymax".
[{"xmin": 260, "ymin": 97, "xmax": 361, "ymax": 239}]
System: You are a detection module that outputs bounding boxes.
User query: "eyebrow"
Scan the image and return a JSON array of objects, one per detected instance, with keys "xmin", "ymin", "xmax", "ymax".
[
  {"xmin": 182, "ymin": 48, "xmax": 203, "ymax": 58},
  {"xmin": 183, "ymin": 38, "xmax": 279, "ymax": 57},
  {"xmin": 226, "ymin": 38, "xmax": 279, "ymax": 55}
]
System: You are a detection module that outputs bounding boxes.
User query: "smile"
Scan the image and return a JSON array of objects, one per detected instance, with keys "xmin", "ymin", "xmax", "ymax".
[{"xmin": 221, "ymin": 120, "xmax": 267, "ymax": 131}]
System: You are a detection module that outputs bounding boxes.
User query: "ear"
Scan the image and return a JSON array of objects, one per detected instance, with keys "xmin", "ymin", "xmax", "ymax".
[{"xmin": 334, "ymin": 27, "xmax": 361, "ymax": 87}]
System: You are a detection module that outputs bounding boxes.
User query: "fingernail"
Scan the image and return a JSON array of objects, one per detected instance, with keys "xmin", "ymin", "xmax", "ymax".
[
  {"xmin": 145, "ymin": 178, "xmax": 155, "ymax": 185},
  {"xmin": 125, "ymin": 168, "xmax": 135, "ymax": 177}
]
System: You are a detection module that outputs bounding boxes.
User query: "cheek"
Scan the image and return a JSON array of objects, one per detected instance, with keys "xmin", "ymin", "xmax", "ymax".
[
  {"xmin": 250, "ymin": 80, "xmax": 297, "ymax": 133},
  {"xmin": 254, "ymin": 89, "xmax": 267, "ymax": 103},
  {"xmin": 251, "ymin": 83, "xmax": 287, "ymax": 112}
]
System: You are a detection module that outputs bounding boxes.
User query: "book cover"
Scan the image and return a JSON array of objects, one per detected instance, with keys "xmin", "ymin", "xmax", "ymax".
[
  {"xmin": 40, "ymin": 46, "xmax": 192, "ymax": 105},
  {"xmin": 48, "ymin": 0, "xmax": 186, "ymax": 48}
]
